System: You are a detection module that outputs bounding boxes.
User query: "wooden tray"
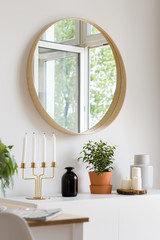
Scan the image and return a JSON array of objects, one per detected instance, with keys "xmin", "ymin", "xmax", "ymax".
[{"xmin": 117, "ymin": 189, "xmax": 147, "ymax": 195}]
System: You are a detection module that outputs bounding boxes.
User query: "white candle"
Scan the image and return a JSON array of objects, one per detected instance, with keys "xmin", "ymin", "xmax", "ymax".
[
  {"xmin": 52, "ymin": 133, "xmax": 56, "ymax": 163},
  {"xmin": 43, "ymin": 133, "xmax": 46, "ymax": 162},
  {"xmin": 132, "ymin": 177, "xmax": 142, "ymax": 190},
  {"xmin": 32, "ymin": 132, "xmax": 36, "ymax": 163},
  {"xmin": 132, "ymin": 167, "xmax": 141, "ymax": 178},
  {"xmin": 22, "ymin": 133, "xmax": 27, "ymax": 163},
  {"xmin": 121, "ymin": 178, "xmax": 132, "ymax": 190}
]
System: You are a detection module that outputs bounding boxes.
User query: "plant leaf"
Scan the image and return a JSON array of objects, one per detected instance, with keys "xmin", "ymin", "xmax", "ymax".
[
  {"xmin": 0, "ymin": 140, "xmax": 18, "ymax": 196},
  {"xmin": 77, "ymin": 139, "xmax": 116, "ymax": 175}
]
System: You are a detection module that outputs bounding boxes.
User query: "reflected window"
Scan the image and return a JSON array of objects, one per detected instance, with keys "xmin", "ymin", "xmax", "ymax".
[
  {"xmin": 42, "ymin": 19, "xmax": 80, "ymax": 46},
  {"xmin": 38, "ymin": 48, "xmax": 80, "ymax": 132},
  {"xmin": 35, "ymin": 19, "xmax": 116, "ymax": 133}
]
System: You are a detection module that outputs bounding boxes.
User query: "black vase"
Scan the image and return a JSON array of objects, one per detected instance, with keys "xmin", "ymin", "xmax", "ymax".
[{"xmin": 62, "ymin": 167, "xmax": 78, "ymax": 197}]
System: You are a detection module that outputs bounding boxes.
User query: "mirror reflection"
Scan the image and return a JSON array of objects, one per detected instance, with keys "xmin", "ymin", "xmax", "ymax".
[{"xmin": 34, "ymin": 19, "xmax": 116, "ymax": 133}]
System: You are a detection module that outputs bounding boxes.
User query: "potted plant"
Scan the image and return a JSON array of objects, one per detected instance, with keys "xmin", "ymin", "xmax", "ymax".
[
  {"xmin": 77, "ymin": 140, "xmax": 116, "ymax": 194},
  {"xmin": 0, "ymin": 140, "xmax": 18, "ymax": 196}
]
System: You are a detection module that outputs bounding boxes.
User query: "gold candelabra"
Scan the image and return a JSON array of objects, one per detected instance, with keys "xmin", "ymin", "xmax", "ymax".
[{"xmin": 21, "ymin": 162, "xmax": 56, "ymax": 200}]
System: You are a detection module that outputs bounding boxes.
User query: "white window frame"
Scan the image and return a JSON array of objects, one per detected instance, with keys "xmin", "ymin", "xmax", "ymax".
[{"xmin": 81, "ymin": 22, "xmax": 107, "ymax": 48}]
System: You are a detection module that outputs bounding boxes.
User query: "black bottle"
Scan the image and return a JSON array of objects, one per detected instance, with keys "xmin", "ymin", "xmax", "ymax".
[{"xmin": 62, "ymin": 167, "xmax": 78, "ymax": 197}]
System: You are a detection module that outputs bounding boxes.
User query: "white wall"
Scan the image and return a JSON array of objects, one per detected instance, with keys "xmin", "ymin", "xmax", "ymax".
[{"xmin": 0, "ymin": 0, "xmax": 160, "ymax": 197}]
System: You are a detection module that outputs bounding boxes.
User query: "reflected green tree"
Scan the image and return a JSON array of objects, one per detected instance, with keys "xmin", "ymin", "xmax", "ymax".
[
  {"xmin": 54, "ymin": 19, "xmax": 75, "ymax": 42},
  {"xmin": 54, "ymin": 54, "xmax": 78, "ymax": 132},
  {"xmin": 89, "ymin": 45, "xmax": 116, "ymax": 128}
]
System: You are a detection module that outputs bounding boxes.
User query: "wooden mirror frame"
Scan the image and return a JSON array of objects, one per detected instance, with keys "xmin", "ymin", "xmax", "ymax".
[{"xmin": 27, "ymin": 17, "xmax": 126, "ymax": 135}]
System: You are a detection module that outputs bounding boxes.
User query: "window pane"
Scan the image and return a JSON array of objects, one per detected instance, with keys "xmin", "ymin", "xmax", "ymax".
[
  {"xmin": 42, "ymin": 19, "xmax": 76, "ymax": 43},
  {"xmin": 89, "ymin": 45, "xmax": 116, "ymax": 128},
  {"xmin": 38, "ymin": 48, "xmax": 80, "ymax": 132},
  {"xmin": 88, "ymin": 23, "xmax": 100, "ymax": 35}
]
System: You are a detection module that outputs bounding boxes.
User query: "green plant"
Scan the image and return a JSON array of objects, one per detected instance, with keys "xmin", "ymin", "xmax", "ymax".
[
  {"xmin": 0, "ymin": 140, "xmax": 18, "ymax": 196},
  {"xmin": 77, "ymin": 140, "xmax": 116, "ymax": 174}
]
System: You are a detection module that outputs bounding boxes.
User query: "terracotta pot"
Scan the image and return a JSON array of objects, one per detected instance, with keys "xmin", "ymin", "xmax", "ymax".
[
  {"xmin": 89, "ymin": 171, "xmax": 112, "ymax": 186},
  {"xmin": 90, "ymin": 185, "xmax": 112, "ymax": 194}
]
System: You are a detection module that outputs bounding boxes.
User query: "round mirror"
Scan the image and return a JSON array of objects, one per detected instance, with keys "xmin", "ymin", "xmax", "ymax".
[{"xmin": 27, "ymin": 18, "xmax": 126, "ymax": 135}]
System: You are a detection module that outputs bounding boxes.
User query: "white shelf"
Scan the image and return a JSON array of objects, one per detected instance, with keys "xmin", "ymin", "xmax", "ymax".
[{"xmin": 0, "ymin": 189, "xmax": 160, "ymax": 209}]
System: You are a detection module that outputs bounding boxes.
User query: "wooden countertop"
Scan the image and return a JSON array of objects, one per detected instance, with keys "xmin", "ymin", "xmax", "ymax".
[
  {"xmin": 28, "ymin": 213, "xmax": 89, "ymax": 227},
  {"xmin": 0, "ymin": 201, "xmax": 89, "ymax": 227}
]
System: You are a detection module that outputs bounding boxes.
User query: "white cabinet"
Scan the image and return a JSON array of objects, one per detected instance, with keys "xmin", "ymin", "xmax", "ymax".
[
  {"xmin": 53, "ymin": 198, "xmax": 118, "ymax": 240},
  {"xmin": 119, "ymin": 195, "xmax": 160, "ymax": 240},
  {"xmin": 1, "ymin": 190, "xmax": 160, "ymax": 240}
]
